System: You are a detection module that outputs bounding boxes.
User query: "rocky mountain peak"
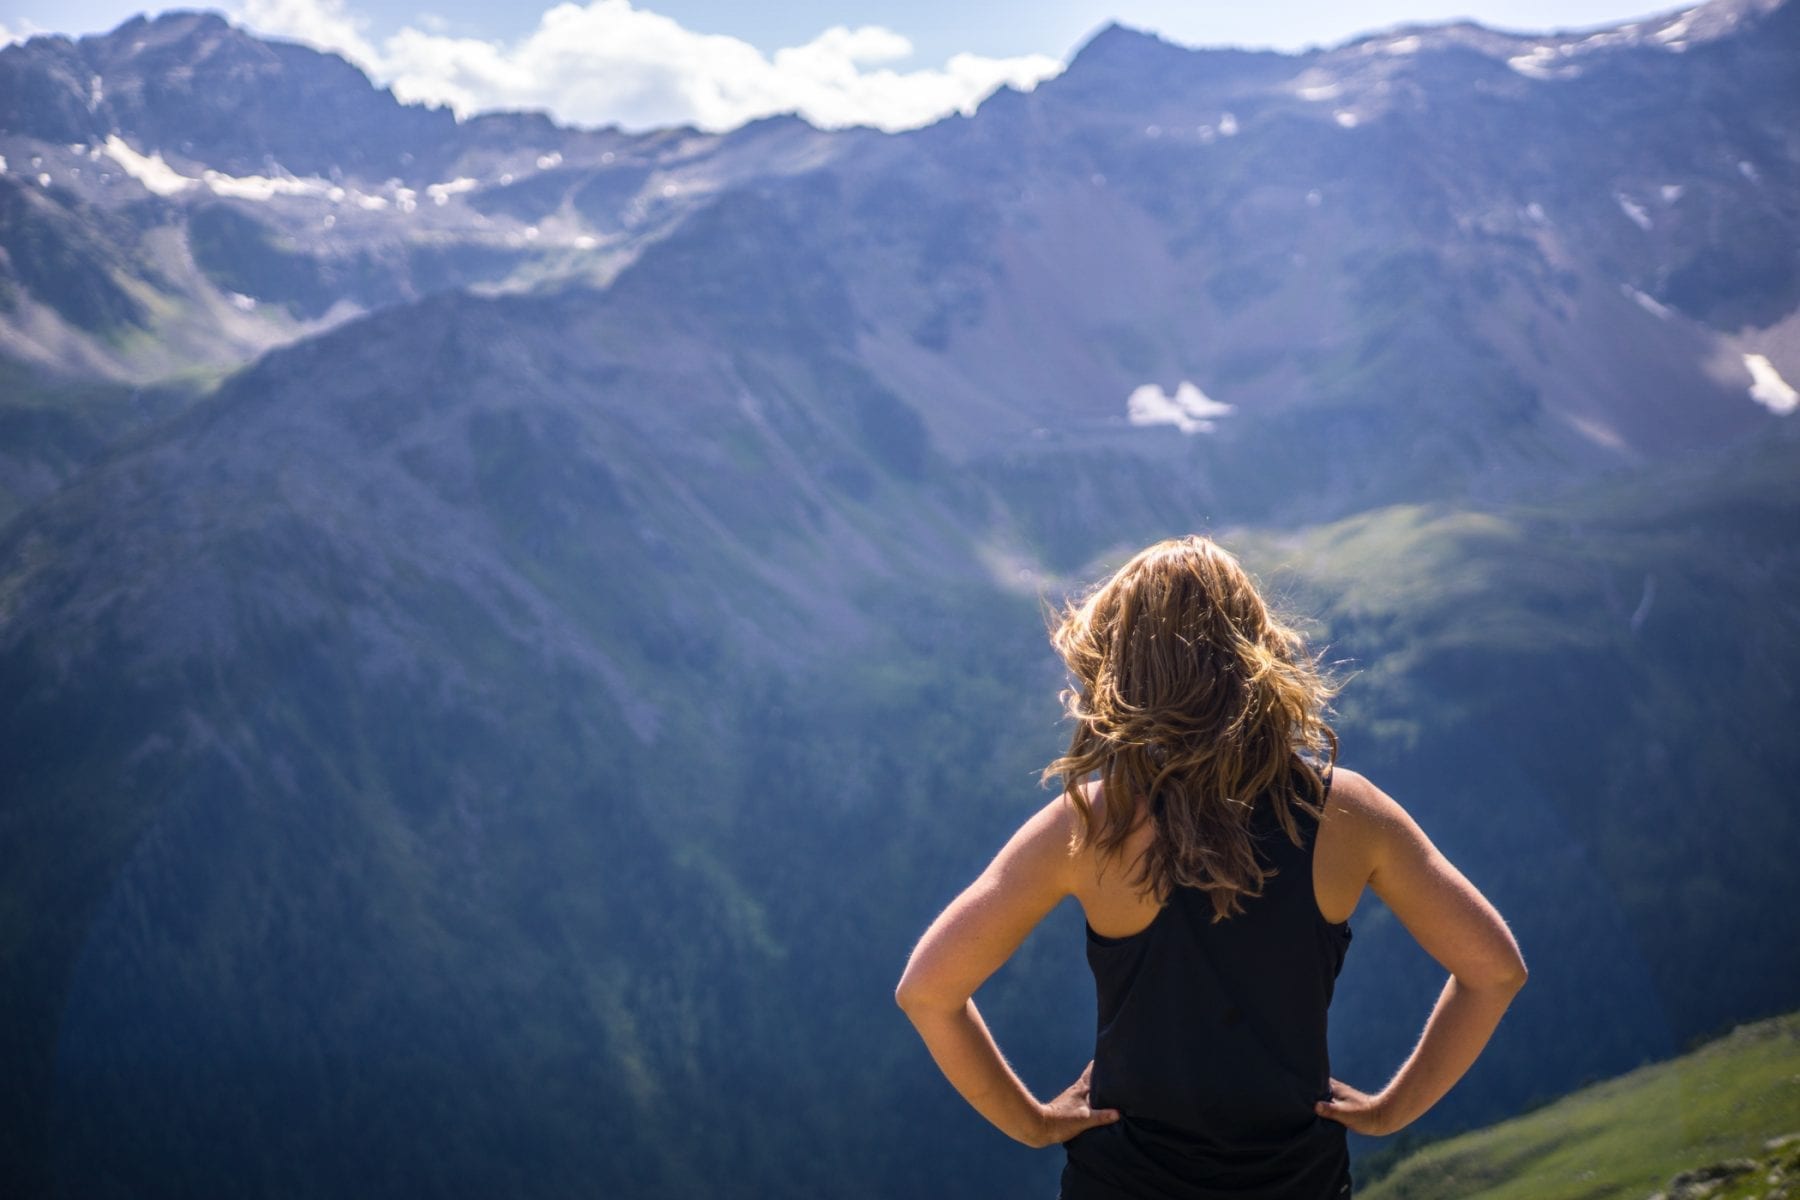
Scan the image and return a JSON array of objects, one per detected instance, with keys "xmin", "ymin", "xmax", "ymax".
[
  {"xmin": 0, "ymin": 8, "xmax": 457, "ymax": 182},
  {"xmin": 105, "ymin": 9, "xmax": 235, "ymax": 49}
]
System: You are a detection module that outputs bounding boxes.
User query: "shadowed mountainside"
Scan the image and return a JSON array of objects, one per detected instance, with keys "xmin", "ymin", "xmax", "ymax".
[{"xmin": 2, "ymin": 2, "xmax": 1798, "ymax": 1196}]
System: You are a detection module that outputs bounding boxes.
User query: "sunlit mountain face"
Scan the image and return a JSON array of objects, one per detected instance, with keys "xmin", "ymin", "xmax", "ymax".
[{"xmin": 2, "ymin": 3, "xmax": 1797, "ymax": 1196}]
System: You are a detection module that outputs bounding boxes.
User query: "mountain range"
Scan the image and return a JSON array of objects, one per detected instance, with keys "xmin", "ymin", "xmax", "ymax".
[{"xmin": 2, "ymin": 3, "xmax": 1797, "ymax": 1196}]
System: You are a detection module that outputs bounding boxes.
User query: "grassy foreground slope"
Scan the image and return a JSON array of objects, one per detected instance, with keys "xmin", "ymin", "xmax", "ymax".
[{"xmin": 1362, "ymin": 1012, "xmax": 1800, "ymax": 1200}]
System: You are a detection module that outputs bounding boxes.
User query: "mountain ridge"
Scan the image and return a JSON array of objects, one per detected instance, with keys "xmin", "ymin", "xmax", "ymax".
[{"xmin": 1, "ymin": 3, "xmax": 1797, "ymax": 1196}]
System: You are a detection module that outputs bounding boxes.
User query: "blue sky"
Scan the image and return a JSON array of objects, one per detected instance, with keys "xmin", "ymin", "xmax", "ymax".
[{"xmin": 3, "ymin": 0, "xmax": 1691, "ymax": 131}]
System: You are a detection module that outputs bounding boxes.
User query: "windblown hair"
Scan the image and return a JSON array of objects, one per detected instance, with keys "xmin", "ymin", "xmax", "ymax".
[{"xmin": 1043, "ymin": 535, "xmax": 1340, "ymax": 921}]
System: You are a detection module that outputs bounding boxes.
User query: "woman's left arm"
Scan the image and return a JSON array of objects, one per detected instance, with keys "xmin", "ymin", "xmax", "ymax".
[{"xmin": 894, "ymin": 796, "xmax": 1120, "ymax": 1148}]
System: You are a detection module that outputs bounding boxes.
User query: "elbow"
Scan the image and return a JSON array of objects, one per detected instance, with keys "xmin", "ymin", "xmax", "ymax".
[
  {"xmin": 1499, "ymin": 943, "xmax": 1529, "ymax": 993},
  {"xmin": 1490, "ymin": 963, "xmax": 1528, "ymax": 997},
  {"xmin": 893, "ymin": 970, "xmax": 926, "ymax": 1015},
  {"xmin": 1462, "ymin": 953, "xmax": 1528, "ymax": 996},
  {"xmin": 893, "ymin": 972, "xmax": 961, "ymax": 1019}
]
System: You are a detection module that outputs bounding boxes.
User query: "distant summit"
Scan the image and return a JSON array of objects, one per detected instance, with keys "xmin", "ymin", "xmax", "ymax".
[{"xmin": 0, "ymin": 9, "xmax": 456, "ymax": 180}]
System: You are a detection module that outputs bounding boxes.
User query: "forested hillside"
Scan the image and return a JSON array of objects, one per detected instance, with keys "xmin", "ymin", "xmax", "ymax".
[{"xmin": 2, "ymin": 2, "xmax": 1797, "ymax": 1195}]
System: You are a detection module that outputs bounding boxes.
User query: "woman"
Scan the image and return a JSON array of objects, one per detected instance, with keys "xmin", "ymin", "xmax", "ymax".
[{"xmin": 895, "ymin": 535, "xmax": 1526, "ymax": 1197}]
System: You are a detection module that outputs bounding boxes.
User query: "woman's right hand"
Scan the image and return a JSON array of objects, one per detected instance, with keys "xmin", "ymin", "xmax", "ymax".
[
  {"xmin": 1314, "ymin": 1077, "xmax": 1399, "ymax": 1135},
  {"xmin": 1033, "ymin": 1061, "xmax": 1122, "ymax": 1147}
]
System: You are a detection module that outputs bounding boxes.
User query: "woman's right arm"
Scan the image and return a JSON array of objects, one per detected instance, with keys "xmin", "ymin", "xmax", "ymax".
[{"xmin": 1315, "ymin": 772, "xmax": 1528, "ymax": 1136}]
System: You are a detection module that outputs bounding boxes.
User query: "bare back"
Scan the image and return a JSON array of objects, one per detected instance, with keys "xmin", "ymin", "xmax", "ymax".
[{"xmin": 1071, "ymin": 768, "xmax": 1378, "ymax": 938}]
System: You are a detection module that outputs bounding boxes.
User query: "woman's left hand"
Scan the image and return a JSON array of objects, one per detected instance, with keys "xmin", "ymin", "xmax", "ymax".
[
  {"xmin": 1032, "ymin": 1061, "xmax": 1122, "ymax": 1147},
  {"xmin": 1314, "ymin": 1077, "xmax": 1398, "ymax": 1135}
]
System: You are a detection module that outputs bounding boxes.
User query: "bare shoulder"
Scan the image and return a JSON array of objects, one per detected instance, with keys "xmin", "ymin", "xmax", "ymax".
[
  {"xmin": 1324, "ymin": 767, "xmax": 1527, "ymax": 988},
  {"xmin": 1313, "ymin": 765, "xmax": 1409, "ymax": 921},
  {"xmin": 1036, "ymin": 787, "xmax": 1086, "ymax": 847},
  {"xmin": 1061, "ymin": 780, "xmax": 1164, "ymax": 935},
  {"xmin": 1322, "ymin": 766, "xmax": 1456, "ymax": 870},
  {"xmin": 992, "ymin": 790, "xmax": 1085, "ymax": 887},
  {"xmin": 1321, "ymin": 766, "xmax": 1410, "ymax": 840},
  {"xmin": 1060, "ymin": 779, "xmax": 1153, "ymax": 862},
  {"xmin": 893, "ymin": 789, "xmax": 1085, "ymax": 1013}
]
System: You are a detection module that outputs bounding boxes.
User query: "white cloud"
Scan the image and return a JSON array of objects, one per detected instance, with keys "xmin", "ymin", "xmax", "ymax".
[
  {"xmin": 232, "ymin": 0, "xmax": 1062, "ymax": 133},
  {"xmin": 2, "ymin": 18, "xmax": 49, "ymax": 46},
  {"xmin": 238, "ymin": 0, "xmax": 382, "ymax": 67}
]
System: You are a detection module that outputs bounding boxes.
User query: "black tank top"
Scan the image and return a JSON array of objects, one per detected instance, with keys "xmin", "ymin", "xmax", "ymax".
[{"xmin": 1060, "ymin": 765, "xmax": 1354, "ymax": 1199}]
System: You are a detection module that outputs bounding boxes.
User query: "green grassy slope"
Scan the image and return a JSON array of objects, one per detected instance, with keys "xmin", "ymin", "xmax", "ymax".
[{"xmin": 1362, "ymin": 1012, "xmax": 1800, "ymax": 1200}]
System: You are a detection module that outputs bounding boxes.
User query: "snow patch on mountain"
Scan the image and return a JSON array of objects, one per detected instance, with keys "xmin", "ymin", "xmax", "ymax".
[
  {"xmin": 1744, "ymin": 354, "xmax": 1798, "ymax": 414},
  {"xmin": 1127, "ymin": 382, "xmax": 1234, "ymax": 434},
  {"xmin": 103, "ymin": 135, "xmax": 194, "ymax": 197},
  {"xmin": 1623, "ymin": 286, "xmax": 1672, "ymax": 319},
  {"xmin": 102, "ymin": 136, "xmax": 362, "ymax": 203},
  {"xmin": 1508, "ymin": 46, "xmax": 1561, "ymax": 78},
  {"xmin": 1654, "ymin": 12, "xmax": 1696, "ymax": 47},
  {"xmin": 204, "ymin": 169, "xmax": 337, "ymax": 201},
  {"xmin": 427, "ymin": 178, "xmax": 480, "ymax": 205}
]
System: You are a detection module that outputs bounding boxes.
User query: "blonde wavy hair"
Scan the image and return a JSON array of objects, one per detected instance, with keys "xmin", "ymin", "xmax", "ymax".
[{"xmin": 1043, "ymin": 535, "xmax": 1340, "ymax": 921}]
